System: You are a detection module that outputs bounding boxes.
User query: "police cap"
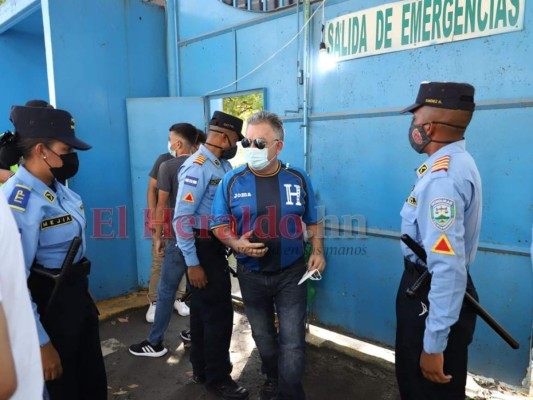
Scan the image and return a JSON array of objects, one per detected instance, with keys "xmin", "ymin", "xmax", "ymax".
[
  {"xmin": 10, "ymin": 105, "xmax": 91, "ymax": 150},
  {"xmin": 401, "ymin": 82, "xmax": 475, "ymax": 113},
  {"xmin": 209, "ymin": 111, "xmax": 244, "ymax": 141}
]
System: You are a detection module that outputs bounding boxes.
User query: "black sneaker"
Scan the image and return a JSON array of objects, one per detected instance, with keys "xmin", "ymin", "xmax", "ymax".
[
  {"xmin": 259, "ymin": 378, "xmax": 278, "ymax": 400},
  {"xmin": 206, "ymin": 379, "xmax": 249, "ymax": 400},
  {"xmin": 128, "ymin": 340, "xmax": 168, "ymax": 357},
  {"xmin": 180, "ymin": 329, "xmax": 191, "ymax": 342}
]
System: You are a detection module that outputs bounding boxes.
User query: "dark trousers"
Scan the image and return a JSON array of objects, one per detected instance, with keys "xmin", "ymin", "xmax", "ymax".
[
  {"xmin": 189, "ymin": 233, "xmax": 234, "ymax": 385},
  {"xmin": 28, "ymin": 264, "xmax": 107, "ymax": 400},
  {"xmin": 237, "ymin": 257, "xmax": 307, "ymax": 400},
  {"xmin": 395, "ymin": 261, "xmax": 478, "ymax": 400}
]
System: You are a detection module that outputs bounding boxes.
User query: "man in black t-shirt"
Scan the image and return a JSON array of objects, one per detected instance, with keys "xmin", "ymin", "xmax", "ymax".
[
  {"xmin": 130, "ymin": 124, "xmax": 206, "ymax": 357},
  {"xmin": 145, "ymin": 150, "xmax": 173, "ymax": 322}
]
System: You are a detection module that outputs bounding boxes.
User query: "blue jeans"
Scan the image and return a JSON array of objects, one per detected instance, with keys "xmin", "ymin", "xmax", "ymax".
[
  {"xmin": 237, "ymin": 257, "xmax": 307, "ymax": 400},
  {"xmin": 148, "ymin": 239, "xmax": 188, "ymax": 345}
]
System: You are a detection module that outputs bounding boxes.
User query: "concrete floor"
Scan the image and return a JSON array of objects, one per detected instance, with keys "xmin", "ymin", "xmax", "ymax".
[{"xmin": 100, "ymin": 305, "xmax": 400, "ymax": 400}]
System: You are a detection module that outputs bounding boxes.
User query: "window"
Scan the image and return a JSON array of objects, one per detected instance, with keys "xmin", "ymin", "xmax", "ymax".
[{"xmin": 208, "ymin": 89, "xmax": 265, "ymax": 168}]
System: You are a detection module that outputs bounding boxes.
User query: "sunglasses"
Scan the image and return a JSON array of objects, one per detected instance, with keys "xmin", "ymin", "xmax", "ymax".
[{"xmin": 241, "ymin": 137, "xmax": 280, "ymax": 150}]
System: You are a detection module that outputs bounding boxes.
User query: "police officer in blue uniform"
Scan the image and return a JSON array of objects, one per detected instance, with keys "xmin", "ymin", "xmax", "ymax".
[
  {"xmin": 395, "ymin": 82, "xmax": 482, "ymax": 399},
  {"xmin": 1, "ymin": 105, "xmax": 107, "ymax": 399},
  {"xmin": 173, "ymin": 111, "xmax": 249, "ymax": 400}
]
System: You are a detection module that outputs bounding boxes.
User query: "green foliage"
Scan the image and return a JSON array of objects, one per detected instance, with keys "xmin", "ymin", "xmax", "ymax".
[
  {"xmin": 0, "ymin": 0, "xmax": 6, "ymax": 5},
  {"xmin": 223, "ymin": 92, "xmax": 263, "ymax": 122}
]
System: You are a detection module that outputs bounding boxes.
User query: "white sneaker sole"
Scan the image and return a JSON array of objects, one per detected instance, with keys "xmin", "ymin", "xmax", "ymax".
[{"xmin": 128, "ymin": 347, "xmax": 168, "ymax": 358}]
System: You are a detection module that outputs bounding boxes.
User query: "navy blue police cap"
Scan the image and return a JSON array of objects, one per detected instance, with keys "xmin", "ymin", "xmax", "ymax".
[
  {"xmin": 10, "ymin": 105, "xmax": 91, "ymax": 150},
  {"xmin": 209, "ymin": 111, "xmax": 244, "ymax": 141},
  {"xmin": 401, "ymin": 82, "xmax": 475, "ymax": 113}
]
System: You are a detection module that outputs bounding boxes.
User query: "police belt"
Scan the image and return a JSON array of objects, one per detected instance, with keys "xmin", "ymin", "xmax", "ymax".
[{"xmin": 31, "ymin": 257, "xmax": 91, "ymax": 283}]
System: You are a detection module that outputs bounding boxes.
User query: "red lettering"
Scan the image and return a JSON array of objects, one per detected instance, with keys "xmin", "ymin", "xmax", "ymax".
[
  {"xmin": 91, "ymin": 208, "xmax": 115, "ymax": 239},
  {"xmin": 280, "ymin": 214, "xmax": 303, "ymax": 239},
  {"xmin": 255, "ymin": 206, "xmax": 278, "ymax": 240}
]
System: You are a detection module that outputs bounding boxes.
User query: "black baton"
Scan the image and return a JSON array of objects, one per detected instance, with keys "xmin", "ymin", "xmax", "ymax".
[
  {"xmin": 46, "ymin": 236, "xmax": 83, "ymax": 313},
  {"xmin": 400, "ymin": 234, "xmax": 519, "ymax": 350},
  {"xmin": 401, "ymin": 234, "xmax": 431, "ymax": 297}
]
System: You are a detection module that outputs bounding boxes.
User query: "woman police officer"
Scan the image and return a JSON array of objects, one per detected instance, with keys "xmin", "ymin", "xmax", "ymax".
[{"xmin": 1, "ymin": 105, "xmax": 107, "ymax": 399}]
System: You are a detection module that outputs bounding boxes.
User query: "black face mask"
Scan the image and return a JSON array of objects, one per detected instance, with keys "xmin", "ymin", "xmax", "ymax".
[
  {"xmin": 46, "ymin": 150, "xmax": 80, "ymax": 181},
  {"xmin": 408, "ymin": 121, "xmax": 432, "ymax": 154},
  {"xmin": 221, "ymin": 146, "xmax": 238, "ymax": 160}
]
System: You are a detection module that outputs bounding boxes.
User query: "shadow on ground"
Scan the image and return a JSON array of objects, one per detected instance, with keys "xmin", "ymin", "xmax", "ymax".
[{"xmin": 101, "ymin": 306, "xmax": 399, "ymax": 399}]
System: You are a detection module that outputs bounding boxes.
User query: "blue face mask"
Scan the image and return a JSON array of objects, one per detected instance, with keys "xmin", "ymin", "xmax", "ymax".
[{"xmin": 243, "ymin": 147, "xmax": 270, "ymax": 170}]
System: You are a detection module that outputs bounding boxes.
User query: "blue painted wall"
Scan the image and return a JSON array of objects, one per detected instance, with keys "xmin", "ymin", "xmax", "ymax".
[
  {"xmin": 175, "ymin": 0, "xmax": 533, "ymax": 386},
  {"xmin": 1, "ymin": 0, "xmax": 531, "ymax": 386},
  {"xmin": 42, "ymin": 0, "xmax": 168, "ymax": 298},
  {"xmin": 0, "ymin": 9, "xmax": 48, "ymax": 123}
]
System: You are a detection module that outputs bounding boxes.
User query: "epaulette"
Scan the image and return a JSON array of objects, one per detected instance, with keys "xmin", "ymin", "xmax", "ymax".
[
  {"xmin": 193, "ymin": 154, "xmax": 207, "ymax": 165},
  {"xmin": 432, "ymin": 155, "xmax": 450, "ymax": 173},
  {"xmin": 7, "ymin": 183, "xmax": 31, "ymax": 211}
]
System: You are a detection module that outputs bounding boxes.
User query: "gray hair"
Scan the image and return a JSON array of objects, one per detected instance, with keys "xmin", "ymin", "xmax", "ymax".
[{"xmin": 247, "ymin": 111, "xmax": 284, "ymax": 141}]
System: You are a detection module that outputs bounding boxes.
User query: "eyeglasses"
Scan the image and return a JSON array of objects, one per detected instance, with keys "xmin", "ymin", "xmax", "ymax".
[{"xmin": 241, "ymin": 137, "xmax": 280, "ymax": 150}]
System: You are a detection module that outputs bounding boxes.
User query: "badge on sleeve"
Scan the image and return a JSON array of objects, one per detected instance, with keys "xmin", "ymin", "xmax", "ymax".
[
  {"xmin": 430, "ymin": 198, "xmax": 455, "ymax": 231},
  {"xmin": 183, "ymin": 192, "xmax": 195, "ymax": 203},
  {"xmin": 431, "ymin": 234, "xmax": 456, "ymax": 255},
  {"xmin": 184, "ymin": 176, "xmax": 199, "ymax": 187},
  {"xmin": 8, "ymin": 184, "xmax": 31, "ymax": 211}
]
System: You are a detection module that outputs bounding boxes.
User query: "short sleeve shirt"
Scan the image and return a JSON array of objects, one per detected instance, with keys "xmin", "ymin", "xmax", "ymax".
[{"xmin": 149, "ymin": 153, "xmax": 173, "ymax": 180}]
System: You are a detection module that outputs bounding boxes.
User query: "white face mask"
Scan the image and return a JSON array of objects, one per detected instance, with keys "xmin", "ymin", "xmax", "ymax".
[
  {"xmin": 167, "ymin": 141, "xmax": 176, "ymax": 157},
  {"xmin": 243, "ymin": 147, "xmax": 270, "ymax": 170}
]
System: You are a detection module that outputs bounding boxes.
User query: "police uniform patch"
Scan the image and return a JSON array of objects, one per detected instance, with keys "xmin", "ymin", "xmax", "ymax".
[
  {"xmin": 44, "ymin": 190, "xmax": 55, "ymax": 203},
  {"xmin": 41, "ymin": 214, "xmax": 73, "ymax": 230},
  {"xmin": 431, "ymin": 234, "xmax": 456, "ymax": 255},
  {"xmin": 432, "ymin": 155, "xmax": 450, "ymax": 173},
  {"xmin": 416, "ymin": 163, "xmax": 428, "ymax": 177},
  {"xmin": 184, "ymin": 176, "xmax": 199, "ymax": 187},
  {"xmin": 213, "ymin": 159, "xmax": 221, "ymax": 167},
  {"xmin": 193, "ymin": 155, "xmax": 207, "ymax": 165},
  {"xmin": 209, "ymin": 178, "xmax": 221, "ymax": 185},
  {"xmin": 407, "ymin": 196, "xmax": 417, "ymax": 207},
  {"xmin": 183, "ymin": 192, "xmax": 195, "ymax": 203},
  {"xmin": 430, "ymin": 198, "xmax": 456, "ymax": 231},
  {"xmin": 8, "ymin": 184, "xmax": 31, "ymax": 211}
]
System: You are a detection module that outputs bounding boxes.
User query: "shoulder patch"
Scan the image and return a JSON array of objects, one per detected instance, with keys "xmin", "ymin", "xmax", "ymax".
[
  {"xmin": 431, "ymin": 234, "xmax": 456, "ymax": 255},
  {"xmin": 432, "ymin": 155, "xmax": 450, "ymax": 173},
  {"xmin": 183, "ymin": 192, "xmax": 195, "ymax": 203},
  {"xmin": 41, "ymin": 214, "xmax": 73, "ymax": 230},
  {"xmin": 430, "ymin": 198, "xmax": 456, "ymax": 231},
  {"xmin": 184, "ymin": 176, "xmax": 199, "ymax": 187},
  {"xmin": 407, "ymin": 196, "xmax": 417, "ymax": 207},
  {"xmin": 417, "ymin": 163, "xmax": 428, "ymax": 177},
  {"xmin": 193, "ymin": 155, "xmax": 207, "ymax": 165},
  {"xmin": 44, "ymin": 190, "xmax": 55, "ymax": 203},
  {"xmin": 8, "ymin": 184, "xmax": 31, "ymax": 211}
]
